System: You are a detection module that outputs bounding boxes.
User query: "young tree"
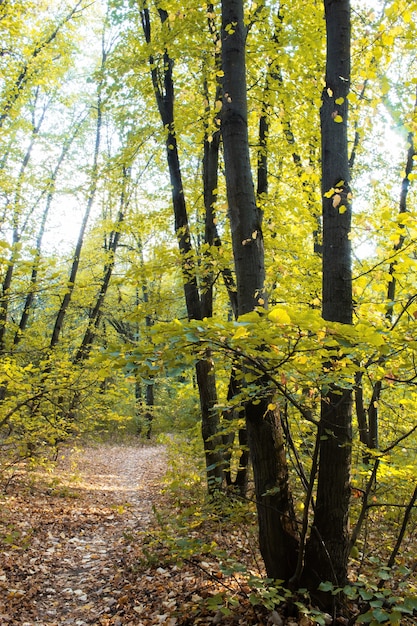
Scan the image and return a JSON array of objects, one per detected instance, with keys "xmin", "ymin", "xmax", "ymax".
[
  {"xmin": 139, "ymin": 4, "xmax": 224, "ymax": 491},
  {"xmin": 303, "ymin": 0, "xmax": 353, "ymax": 604},
  {"xmin": 221, "ymin": 0, "xmax": 299, "ymax": 581}
]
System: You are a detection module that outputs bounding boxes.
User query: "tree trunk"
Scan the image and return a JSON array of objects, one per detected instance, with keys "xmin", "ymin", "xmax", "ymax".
[
  {"xmin": 220, "ymin": 3, "xmax": 265, "ymax": 315},
  {"xmin": 0, "ymin": 98, "xmax": 46, "ymax": 353},
  {"xmin": 140, "ymin": 5, "xmax": 223, "ymax": 491},
  {"xmin": 73, "ymin": 171, "xmax": 127, "ymax": 364},
  {"xmin": 221, "ymin": 0, "xmax": 298, "ymax": 581},
  {"xmin": 50, "ymin": 49, "xmax": 105, "ymax": 349},
  {"xmin": 304, "ymin": 0, "xmax": 352, "ymax": 607}
]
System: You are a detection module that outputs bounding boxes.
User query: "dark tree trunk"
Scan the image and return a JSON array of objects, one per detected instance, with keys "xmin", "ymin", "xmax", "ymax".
[
  {"xmin": 304, "ymin": 0, "xmax": 352, "ymax": 607},
  {"xmin": 221, "ymin": 0, "xmax": 298, "ymax": 581},
  {"xmin": 141, "ymin": 6, "xmax": 223, "ymax": 491},
  {"xmin": 220, "ymin": 3, "xmax": 265, "ymax": 315},
  {"xmin": 202, "ymin": 126, "xmax": 221, "ymax": 319},
  {"xmin": 257, "ymin": 114, "xmax": 268, "ymax": 199},
  {"xmin": 246, "ymin": 398, "xmax": 299, "ymax": 577}
]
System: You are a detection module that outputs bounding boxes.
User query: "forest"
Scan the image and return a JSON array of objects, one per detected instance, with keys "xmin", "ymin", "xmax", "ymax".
[{"xmin": 0, "ymin": 0, "xmax": 416, "ymax": 624}]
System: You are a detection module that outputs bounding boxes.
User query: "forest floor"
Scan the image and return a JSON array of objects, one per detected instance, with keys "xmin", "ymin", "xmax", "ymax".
[
  {"xmin": 0, "ymin": 442, "xmax": 276, "ymax": 626},
  {"xmin": 1, "ymin": 442, "xmax": 415, "ymax": 626}
]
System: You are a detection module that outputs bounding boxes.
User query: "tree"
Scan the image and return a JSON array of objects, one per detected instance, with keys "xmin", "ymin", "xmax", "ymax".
[
  {"xmin": 139, "ymin": 3, "xmax": 224, "ymax": 491},
  {"xmin": 221, "ymin": 0, "xmax": 299, "ymax": 581},
  {"xmin": 1, "ymin": 2, "xmax": 417, "ymax": 620},
  {"xmin": 303, "ymin": 0, "xmax": 353, "ymax": 604}
]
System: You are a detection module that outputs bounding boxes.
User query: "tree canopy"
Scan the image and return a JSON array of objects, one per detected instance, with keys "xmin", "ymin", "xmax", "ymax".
[{"xmin": 0, "ymin": 0, "xmax": 416, "ymax": 622}]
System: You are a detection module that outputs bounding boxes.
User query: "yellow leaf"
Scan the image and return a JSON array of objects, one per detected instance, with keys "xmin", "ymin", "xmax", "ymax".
[
  {"xmin": 333, "ymin": 115, "xmax": 343, "ymax": 123},
  {"xmin": 381, "ymin": 33, "xmax": 394, "ymax": 46},
  {"xmin": 267, "ymin": 403, "xmax": 276, "ymax": 411},
  {"xmin": 324, "ymin": 187, "xmax": 335, "ymax": 198},
  {"xmin": 335, "ymin": 97, "xmax": 344, "ymax": 105},
  {"xmin": 233, "ymin": 326, "xmax": 249, "ymax": 340},
  {"xmin": 339, "ymin": 205, "xmax": 347, "ymax": 214},
  {"xmin": 268, "ymin": 308, "xmax": 291, "ymax": 325}
]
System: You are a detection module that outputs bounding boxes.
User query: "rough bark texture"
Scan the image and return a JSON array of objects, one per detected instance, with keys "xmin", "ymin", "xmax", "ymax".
[
  {"xmin": 221, "ymin": 0, "xmax": 265, "ymax": 315},
  {"xmin": 320, "ymin": 3, "xmax": 351, "ymax": 325},
  {"xmin": 304, "ymin": 0, "xmax": 353, "ymax": 606},
  {"xmin": 245, "ymin": 398, "xmax": 299, "ymax": 578},
  {"xmin": 221, "ymin": 0, "xmax": 298, "ymax": 581},
  {"xmin": 141, "ymin": 6, "xmax": 223, "ymax": 491}
]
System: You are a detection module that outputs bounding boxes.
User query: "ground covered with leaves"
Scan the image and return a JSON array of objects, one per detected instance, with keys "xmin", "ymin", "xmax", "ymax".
[
  {"xmin": 0, "ymin": 442, "xmax": 275, "ymax": 625},
  {"xmin": 0, "ymin": 442, "xmax": 415, "ymax": 625}
]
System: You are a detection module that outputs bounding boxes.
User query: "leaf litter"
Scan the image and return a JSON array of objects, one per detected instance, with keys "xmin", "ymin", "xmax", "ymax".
[
  {"xmin": 2, "ymin": 443, "xmax": 413, "ymax": 625},
  {"xmin": 0, "ymin": 443, "xmax": 273, "ymax": 625}
]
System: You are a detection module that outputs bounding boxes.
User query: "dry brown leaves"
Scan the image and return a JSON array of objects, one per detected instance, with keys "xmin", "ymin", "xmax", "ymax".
[{"xmin": 0, "ymin": 443, "xmax": 271, "ymax": 625}]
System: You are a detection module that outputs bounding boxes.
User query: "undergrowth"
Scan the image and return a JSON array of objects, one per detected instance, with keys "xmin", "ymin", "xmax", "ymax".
[{"xmin": 137, "ymin": 430, "xmax": 417, "ymax": 626}]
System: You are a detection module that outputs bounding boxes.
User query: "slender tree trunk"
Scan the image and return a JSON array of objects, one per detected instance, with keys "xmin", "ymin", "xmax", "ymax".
[
  {"xmin": 0, "ymin": 98, "xmax": 46, "ymax": 353},
  {"xmin": 142, "ymin": 273, "xmax": 154, "ymax": 438},
  {"xmin": 50, "ymin": 51, "xmax": 105, "ymax": 349},
  {"xmin": 221, "ymin": 0, "xmax": 298, "ymax": 581},
  {"xmin": 73, "ymin": 170, "xmax": 127, "ymax": 364},
  {"xmin": 140, "ymin": 5, "xmax": 223, "ymax": 491},
  {"xmin": 304, "ymin": 0, "xmax": 352, "ymax": 607},
  {"xmin": 14, "ymin": 116, "xmax": 84, "ymax": 346}
]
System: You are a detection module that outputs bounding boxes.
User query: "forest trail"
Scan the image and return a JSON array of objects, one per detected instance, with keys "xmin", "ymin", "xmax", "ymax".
[{"xmin": 0, "ymin": 443, "xmax": 171, "ymax": 626}]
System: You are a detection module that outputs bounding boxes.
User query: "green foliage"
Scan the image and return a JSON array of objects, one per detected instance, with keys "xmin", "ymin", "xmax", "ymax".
[
  {"xmin": 319, "ymin": 580, "xmax": 417, "ymax": 625},
  {"xmin": 0, "ymin": 2, "xmax": 416, "ymax": 620}
]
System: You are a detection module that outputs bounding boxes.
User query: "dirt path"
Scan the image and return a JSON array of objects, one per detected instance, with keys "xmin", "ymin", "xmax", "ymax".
[{"xmin": 0, "ymin": 444, "xmax": 170, "ymax": 626}]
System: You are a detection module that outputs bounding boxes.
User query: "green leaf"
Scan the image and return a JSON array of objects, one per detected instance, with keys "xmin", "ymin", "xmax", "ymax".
[
  {"xmin": 318, "ymin": 581, "xmax": 334, "ymax": 592},
  {"xmin": 372, "ymin": 608, "xmax": 390, "ymax": 622},
  {"xmin": 356, "ymin": 611, "xmax": 374, "ymax": 623}
]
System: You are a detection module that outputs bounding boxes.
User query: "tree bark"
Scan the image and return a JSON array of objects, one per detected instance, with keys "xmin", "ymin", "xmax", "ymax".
[
  {"xmin": 221, "ymin": 0, "xmax": 298, "ymax": 581},
  {"xmin": 304, "ymin": 0, "xmax": 352, "ymax": 607},
  {"xmin": 221, "ymin": 2, "xmax": 265, "ymax": 315},
  {"xmin": 141, "ymin": 5, "xmax": 223, "ymax": 491}
]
